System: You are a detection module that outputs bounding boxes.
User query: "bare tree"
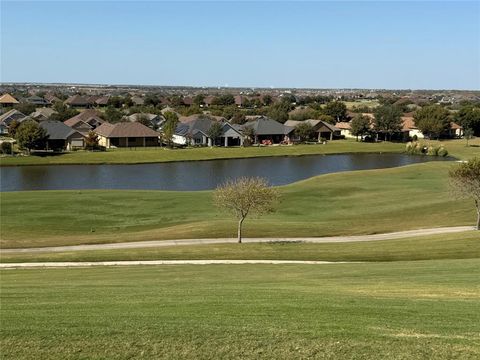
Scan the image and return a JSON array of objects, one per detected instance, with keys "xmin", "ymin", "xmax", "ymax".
[
  {"xmin": 213, "ymin": 177, "xmax": 280, "ymax": 243},
  {"xmin": 449, "ymin": 158, "xmax": 480, "ymax": 230}
]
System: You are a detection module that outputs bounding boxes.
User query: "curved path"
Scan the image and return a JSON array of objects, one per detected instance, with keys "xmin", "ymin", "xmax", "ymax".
[
  {"xmin": 2, "ymin": 226, "xmax": 474, "ymax": 254},
  {"xmin": 0, "ymin": 260, "xmax": 357, "ymax": 269}
]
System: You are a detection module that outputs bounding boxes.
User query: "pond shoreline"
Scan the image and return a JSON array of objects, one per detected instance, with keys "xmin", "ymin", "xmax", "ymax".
[
  {"xmin": 0, "ymin": 149, "xmax": 406, "ymax": 167},
  {"xmin": 0, "ymin": 153, "xmax": 452, "ymax": 192}
]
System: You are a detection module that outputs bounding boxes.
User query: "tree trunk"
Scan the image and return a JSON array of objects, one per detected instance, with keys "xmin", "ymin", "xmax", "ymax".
[
  {"xmin": 237, "ymin": 217, "xmax": 244, "ymax": 243},
  {"xmin": 475, "ymin": 200, "xmax": 480, "ymax": 230}
]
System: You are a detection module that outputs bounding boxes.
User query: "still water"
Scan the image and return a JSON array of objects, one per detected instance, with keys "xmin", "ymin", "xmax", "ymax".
[{"xmin": 0, "ymin": 153, "xmax": 450, "ymax": 192}]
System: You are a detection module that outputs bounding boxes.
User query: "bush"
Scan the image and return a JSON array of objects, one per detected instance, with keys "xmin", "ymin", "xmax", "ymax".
[
  {"xmin": 406, "ymin": 141, "xmax": 448, "ymax": 157},
  {"xmin": 0, "ymin": 142, "xmax": 12, "ymax": 154},
  {"xmin": 438, "ymin": 146, "xmax": 448, "ymax": 157}
]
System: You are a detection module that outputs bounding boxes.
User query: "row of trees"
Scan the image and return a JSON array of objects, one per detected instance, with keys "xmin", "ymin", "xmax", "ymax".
[{"xmin": 348, "ymin": 103, "xmax": 479, "ymax": 141}]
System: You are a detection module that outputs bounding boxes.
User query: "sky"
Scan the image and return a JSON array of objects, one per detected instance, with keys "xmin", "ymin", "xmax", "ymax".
[{"xmin": 1, "ymin": 1, "xmax": 479, "ymax": 90}]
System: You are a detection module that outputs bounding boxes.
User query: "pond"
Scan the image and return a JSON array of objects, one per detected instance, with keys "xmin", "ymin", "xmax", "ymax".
[{"xmin": 0, "ymin": 153, "xmax": 451, "ymax": 192}]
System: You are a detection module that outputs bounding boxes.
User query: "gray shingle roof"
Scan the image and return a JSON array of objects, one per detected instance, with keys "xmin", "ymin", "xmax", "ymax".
[
  {"xmin": 242, "ymin": 116, "xmax": 293, "ymax": 135},
  {"xmin": 39, "ymin": 121, "xmax": 82, "ymax": 140}
]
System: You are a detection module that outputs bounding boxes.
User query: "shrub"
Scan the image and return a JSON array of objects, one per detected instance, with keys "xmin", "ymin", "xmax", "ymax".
[
  {"xmin": 438, "ymin": 146, "xmax": 448, "ymax": 157},
  {"xmin": 0, "ymin": 142, "xmax": 12, "ymax": 154}
]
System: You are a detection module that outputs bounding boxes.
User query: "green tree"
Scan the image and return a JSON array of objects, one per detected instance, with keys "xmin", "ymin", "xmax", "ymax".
[
  {"xmin": 212, "ymin": 94, "xmax": 235, "ymax": 106},
  {"xmin": 414, "ymin": 105, "xmax": 450, "ymax": 139},
  {"xmin": 323, "ymin": 101, "xmax": 347, "ymax": 121},
  {"xmin": 162, "ymin": 111, "xmax": 179, "ymax": 148},
  {"xmin": 213, "ymin": 177, "xmax": 280, "ymax": 243},
  {"xmin": 231, "ymin": 113, "xmax": 246, "ymax": 125},
  {"xmin": 207, "ymin": 122, "xmax": 223, "ymax": 146},
  {"xmin": 193, "ymin": 94, "xmax": 205, "ymax": 107},
  {"xmin": 50, "ymin": 101, "xmax": 79, "ymax": 121},
  {"xmin": 374, "ymin": 105, "xmax": 403, "ymax": 141},
  {"xmin": 294, "ymin": 122, "xmax": 315, "ymax": 142},
  {"xmin": 449, "ymin": 158, "xmax": 480, "ymax": 230},
  {"xmin": 85, "ymin": 131, "xmax": 100, "ymax": 150},
  {"xmin": 104, "ymin": 106, "xmax": 123, "ymax": 123},
  {"xmin": 14, "ymin": 103, "xmax": 36, "ymax": 115},
  {"xmin": 455, "ymin": 105, "xmax": 480, "ymax": 136},
  {"xmin": 350, "ymin": 114, "xmax": 371, "ymax": 141},
  {"xmin": 242, "ymin": 126, "xmax": 256, "ymax": 146},
  {"xmin": 266, "ymin": 99, "xmax": 292, "ymax": 123},
  {"xmin": 8, "ymin": 120, "xmax": 20, "ymax": 138},
  {"xmin": 135, "ymin": 114, "xmax": 152, "ymax": 128},
  {"xmin": 318, "ymin": 114, "xmax": 335, "ymax": 124},
  {"xmin": 262, "ymin": 94, "xmax": 273, "ymax": 106},
  {"xmin": 464, "ymin": 128, "xmax": 474, "ymax": 147},
  {"xmin": 15, "ymin": 120, "xmax": 48, "ymax": 153}
]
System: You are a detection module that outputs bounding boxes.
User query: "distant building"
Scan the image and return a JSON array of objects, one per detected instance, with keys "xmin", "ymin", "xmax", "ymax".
[
  {"xmin": 39, "ymin": 120, "xmax": 86, "ymax": 150},
  {"xmin": 0, "ymin": 93, "xmax": 19, "ymax": 107},
  {"xmin": 94, "ymin": 122, "xmax": 160, "ymax": 148}
]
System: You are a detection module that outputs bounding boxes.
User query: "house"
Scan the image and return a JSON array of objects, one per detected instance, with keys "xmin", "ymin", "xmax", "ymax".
[
  {"xmin": 234, "ymin": 95, "xmax": 245, "ymax": 107},
  {"xmin": 44, "ymin": 94, "xmax": 61, "ymax": 104},
  {"xmin": 284, "ymin": 119, "xmax": 340, "ymax": 141},
  {"xmin": 65, "ymin": 95, "xmax": 92, "ymax": 108},
  {"xmin": 0, "ymin": 93, "xmax": 19, "ymax": 107},
  {"xmin": 0, "ymin": 109, "xmax": 28, "ymax": 134},
  {"xmin": 64, "ymin": 109, "xmax": 105, "ymax": 133},
  {"xmin": 401, "ymin": 116, "xmax": 424, "ymax": 139},
  {"xmin": 94, "ymin": 122, "xmax": 160, "ymax": 148},
  {"xmin": 95, "ymin": 96, "xmax": 110, "ymax": 107},
  {"xmin": 25, "ymin": 95, "xmax": 50, "ymax": 107},
  {"xmin": 335, "ymin": 122, "xmax": 354, "ymax": 138},
  {"xmin": 39, "ymin": 121, "xmax": 86, "ymax": 150},
  {"xmin": 31, "ymin": 108, "xmax": 57, "ymax": 122},
  {"xmin": 131, "ymin": 96, "xmax": 144, "ymax": 106},
  {"xmin": 173, "ymin": 115, "xmax": 244, "ymax": 147},
  {"xmin": 126, "ymin": 113, "xmax": 165, "ymax": 129},
  {"xmin": 241, "ymin": 116, "xmax": 294, "ymax": 144},
  {"xmin": 182, "ymin": 97, "xmax": 194, "ymax": 106},
  {"xmin": 449, "ymin": 122, "xmax": 463, "ymax": 138}
]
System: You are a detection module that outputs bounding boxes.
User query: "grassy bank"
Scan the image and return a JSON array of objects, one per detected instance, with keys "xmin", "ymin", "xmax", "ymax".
[
  {"xmin": 1, "ymin": 162, "xmax": 476, "ymax": 248},
  {"xmin": 2, "ymin": 231, "xmax": 479, "ymax": 263},
  {"xmin": 1, "ymin": 259, "xmax": 479, "ymax": 359},
  {"xmin": 1, "ymin": 138, "xmax": 477, "ymax": 166},
  {"xmin": 0, "ymin": 141, "xmax": 405, "ymax": 166}
]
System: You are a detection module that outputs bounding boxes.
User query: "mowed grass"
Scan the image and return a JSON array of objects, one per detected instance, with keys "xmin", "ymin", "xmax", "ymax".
[
  {"xmin": 1, "ymin": 259, "xmax": 479, "ymax": 359},
  {"xmin": 1, "ymin": 231, "xmax": 479, "ymax": 263},
  {"xmin": 1, "ymin": 138, "xmax": 478, "ymax": 166},
  {"xmin": 1, "ymin": 161, "xmax": 477, "ymax": 248},
  {"xmin": 0, "ymin": 141, "xmax": 405, "ymax": 166}
]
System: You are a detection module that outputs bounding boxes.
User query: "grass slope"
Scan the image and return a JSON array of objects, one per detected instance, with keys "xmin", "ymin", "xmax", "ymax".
[
  {"xmin": 2, "ymin": 231, "xmax": 479, "ymax": 263},
  {"xmin": 1, "ymin": 259, "xmax": 479, "ymax": 359},
  {"xmin": 1, "ymin": 162, "xmax": 476, "ymax": 248},
  {"xmin": 1, "ymin": 138, "xmax": 478, "ymax": 166},
  {"xmin": 0, "ymin": 141, "xmax": 404, "ymax": 166}
]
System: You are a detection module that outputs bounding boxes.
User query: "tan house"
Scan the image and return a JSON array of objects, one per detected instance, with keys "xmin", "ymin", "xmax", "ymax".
[
  {"xmin": 94, "ymin": 122, "xmax": 160, "ymax": 148},
  {"xmin": 0, "ymin": 93, "xmax": 19, "ymax": 107}
]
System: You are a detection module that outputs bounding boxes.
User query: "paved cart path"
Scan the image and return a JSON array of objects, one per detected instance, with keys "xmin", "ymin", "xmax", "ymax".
[
  {"xmin": 0, "ymin": 259, "xmax": 360, "ymax": 269},
  {"xmin": 2, "ymin": 226, "xmax": 474, "ymax": 254}
]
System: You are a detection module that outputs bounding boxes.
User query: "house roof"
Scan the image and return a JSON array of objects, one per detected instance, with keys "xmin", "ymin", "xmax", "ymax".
[
  {"xmin": 0, "ymin": 93, "xmax": 19, "ymax": 105},
  {"xmin": 64, "ymin": 109, "xmax": 105, "ymax": 127},
  {"xmin": 0, "ymin": 109, "xmax": 28, "ymax": 125},
  {"xmin": 65, "ymin": 95, "xmax": 91, "ymax": 106},
  {"xmin": 95, "ymin": 96, "xmax": 110, "ymax": 105},
  {"xmin": 243, "ymin": 116, "xmax": 293, "ymax": 135},
  {"xmin": 39, "ymin": 120, "xmax": 83, "ymax": 140},
  {"xmin": 335, "ymin": 121, "xmax": 352, "ymax": 130},
  {"xmin": 177, "ymin": 115, "xmax": 218, "ymax": 136},
  {"xmin": 31, "ymin": 108, "xmax": 57, "ymax": 120},
  {"xmin": 450, "ymin": 122, "xmax": 463, "ymax": 130},
  {"xmin": 402, "ymin": 117, "xmax": 417, "ymax": 131},
  {"xmin": 131, "ymin": 96, "xmax": 144, "ymax": 105},
  {"xmin": 94, "ymin": 121, "xmax": 160, "ymax": 138},
  {"xmin": 25, "ymin": 95, "xmax": 49, "ymax": 105}
]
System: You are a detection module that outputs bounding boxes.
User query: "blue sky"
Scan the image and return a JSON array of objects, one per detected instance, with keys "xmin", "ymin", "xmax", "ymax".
[{"xmin": 1, "ymin": 1, "xmax": 479, "ymax": 89}]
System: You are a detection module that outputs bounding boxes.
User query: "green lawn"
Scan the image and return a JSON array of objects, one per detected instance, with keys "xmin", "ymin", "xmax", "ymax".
[
  {"xmin": 1, "ymin": 259, "xmax": 479, "ymax": 359},
  {"xmin": 2, "ymin": 231, "xmax": 479, "ymax": 263},
  {"xmin": 0, "ymin": 140, "xmax": 405, "ymax": 166},
  {"xmin": 1, "ymin": 161, "xmax": 477, "ymax": 249}
]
